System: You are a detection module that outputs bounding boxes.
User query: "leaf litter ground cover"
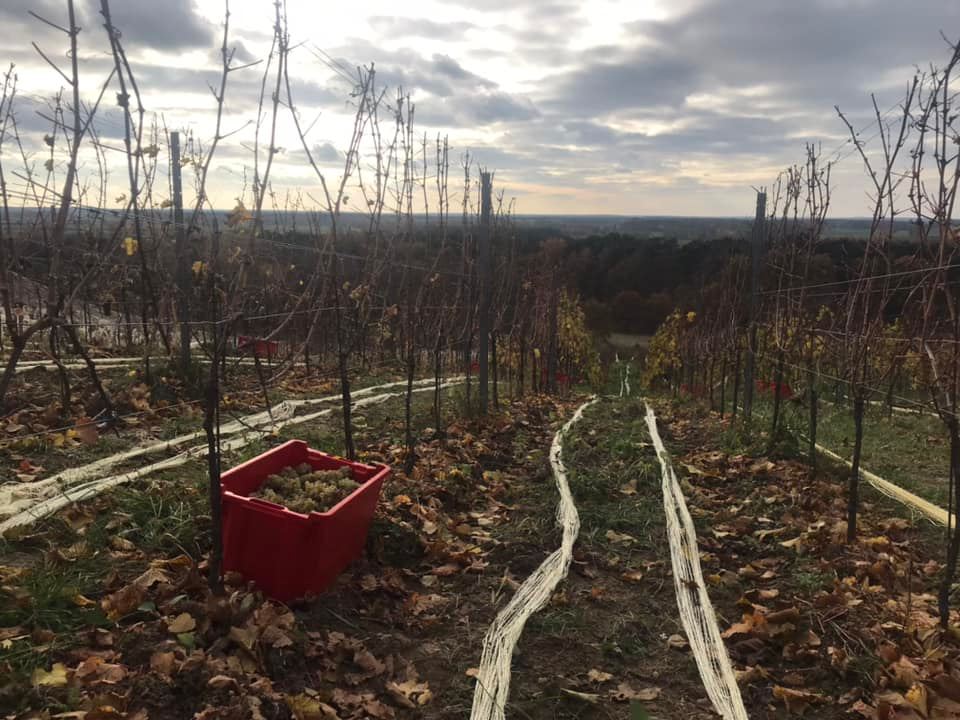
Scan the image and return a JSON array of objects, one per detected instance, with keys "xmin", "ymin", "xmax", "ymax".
[
  {"xmin": 0, "ymin": 361, "xmax": 385, "ymax": 482},
  {"xmin": 0, "ymin": 387, "xmax": 602, "ymax": 719},
  {"xmin": 653, "ymin": 396, "xmax": 960, "ymax": 719},
  {"xmin": 10, "ymin": 383, "xmax": 954, "ymax": 719}
]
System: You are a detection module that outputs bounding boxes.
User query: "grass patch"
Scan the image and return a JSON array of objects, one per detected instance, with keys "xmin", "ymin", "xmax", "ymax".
[
  {"xmin": 750, "ymin": 394, "xmax": 952, "ymax": 507},
  {"xmin": 525, "ymin": 604, "xmax": 587, "ymax": 638}
]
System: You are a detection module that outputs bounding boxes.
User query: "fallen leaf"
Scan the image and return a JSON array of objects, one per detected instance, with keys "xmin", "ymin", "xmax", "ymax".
[
  {"xmin": 110, "ymin": 536, "xmax": 136, "ymax": 552},
  {"xmin": 353, "ymin": 649, "xmax": 386, "ymax": 676},
  {"xmin": 150, "ymin": 651, "xmax": 177, "ymax": 675},
  {"xmin": 286, "ymin": 693, "xmax": 339, "ymax": 719},
  {"xmin": 208, "ymin": 675, "xmax": 240, "ymax": 691},
  {"xmin": 587, "ymin": 668, "xmax": 614, "ymax": 683},
  {"xmin": 75, "ymin": 656, "xmax": 126, "ymax": 684},
  {"xmin": 773, "ymin": 685, "xmax": 823, "ymax": 714},
  {"xmin": 606, "ymin": 529, "xmax": 637, "ymax": 544},
  {"xmin": 74, "ymin": 416, "xmax": 99, "ymax": 445},
  {"xmin": 166, "ymin": 612, "xmax": 196, "ymax": 634},
  {"xmin": 386, "ymin": 678, "xmax": 432, "ymax": 707},
  {"xmin": 905, "ymin": 683, "xmax": 930, "ymax": 718},
  {"xmin": 431, "ymin": 563, "xmax": 460, "ymax": 577},
  {"xmin": 32, "ymin": 663, "xmax": 68, "ymax": 687},
  {"xmin": 612, "ymin": 682, "xmax": 661, "ymax": 702}
]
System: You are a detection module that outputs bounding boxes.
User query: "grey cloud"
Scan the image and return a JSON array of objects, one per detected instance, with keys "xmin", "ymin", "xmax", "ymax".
[
  {"xmin": 539, "ymin": 47, "xmax": 697, "ymax": 115},
  {"xmin": 326, "ymin": 40, "xmax": 533, "ymax": 128},
  {"xmin": 627, "ymin": 0, "xmax": 960, "ymax": 108},
  {"xmin": 312, "ymin": 142, "xmax": 341, "ymax": 162},
  {"xmin": 78, "ymin": 0, "xmax": 214, "ymax": 51},
  {"xmin": 417, "ymin": 90, "xmax": 538, "ymax": 127}
]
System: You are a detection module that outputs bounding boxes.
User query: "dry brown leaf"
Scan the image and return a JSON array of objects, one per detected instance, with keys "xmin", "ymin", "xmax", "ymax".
[
  {"xmin": 386, "ymin": 678, "xmax": 432, "ymax": 707},
  {"xmin": 605, "ymin": 529, "xmax": 636, "ymax": 544},
  {"xmin": 587, "ymin": 668, "xmax": 614, "ymax": 683},
  {"xmin": 261, "ymin": 624, "xmax": 294, "ymax": 648},
  {"xmin": 110, "ymin": 536, "xmax": 136, "ymax": 552},
  {"xmin": 208, "ymin": 675, "xmax": 240, "ymax": 691},
  {"xmin": 286, "ymin": 693, "xmax": 339, "ymax": 719},
  {"xmin": 353, "ymin": 649, "xmax": 386, "ymax": 676},
  {"xmin": 75, "ymin": 656, "xmax": 126, "ymax": 684},
  {"xmin": 773, "ymin": 685, "xmax": 823, "ymax": 714},
  {"xmin": 431, "ymin": 563, "xmax": 460, "ymax": 577},
  {"xmin": 611, "ymin": 682, "xmax": 660, "ymax": 702},
  {"xmin": 74, "ymin": 416, "xmax": 99, "ymax": 445},
  {"xmin": 166, "ymin": 612, "xmax": 196, "ymax": 634},
  {"xmin": 150, "ymin": 650, "xmax": 177, "ymax": 676}
]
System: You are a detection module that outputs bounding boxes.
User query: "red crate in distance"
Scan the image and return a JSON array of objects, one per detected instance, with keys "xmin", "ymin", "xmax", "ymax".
[
  {"xmin": 220, "ymin": 439, "xmax": 390, "ymax": 601},
  {"xmin": 237, "ymin": 335, "xmax": 279, "ymax": 360}
]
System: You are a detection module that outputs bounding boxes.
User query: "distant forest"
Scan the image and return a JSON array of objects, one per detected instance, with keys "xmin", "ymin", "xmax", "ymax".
[
  {"xmin": 540, "ymin": 232, "xmax": 921, "ymax": 337},
  {"xmin": 5, "ymin": 218, "xmax": 919, "ymax": 343}
]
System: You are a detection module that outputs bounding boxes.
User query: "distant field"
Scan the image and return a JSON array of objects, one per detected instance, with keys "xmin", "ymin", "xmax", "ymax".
[{"xmin": 607, "ymin": 333, "xmax": 651, "ymax": 350}]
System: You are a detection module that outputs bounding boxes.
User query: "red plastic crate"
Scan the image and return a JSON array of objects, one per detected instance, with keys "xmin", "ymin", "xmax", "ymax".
[
  {"xmin": 220, "ymin": 439, "xmax": 390, "ymax": 601},
  {"xmin": 237, "ymin": 335, "xmax": 279, "ymax": 360}
]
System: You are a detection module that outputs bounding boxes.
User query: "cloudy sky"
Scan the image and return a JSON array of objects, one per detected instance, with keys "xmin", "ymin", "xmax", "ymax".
[{"xmin": 0, "ymin": 0, "xmax": 957, "ymax": 218}]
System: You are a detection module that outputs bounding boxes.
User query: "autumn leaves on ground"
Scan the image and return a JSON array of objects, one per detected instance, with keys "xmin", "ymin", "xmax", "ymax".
[{"xmin": 4, "ymin": 371, "xmax": 960, "ymax": 719}]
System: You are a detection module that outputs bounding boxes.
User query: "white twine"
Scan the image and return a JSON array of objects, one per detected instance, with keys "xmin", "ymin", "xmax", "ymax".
[
  {"xmin": 470, "ymin": 397, "xmax": 598, "ymax": 720},
  {"xmin": 644, "ymin": 401, "xmax": 749, "ymax": 720},
  {"xmin": 12, "ymin": 356, "xmax": 274, "ymax": 374},
  {"xmin": 620, "ymin": 363, "xmax": 631, "ymax": 398},
  {"xmin": 738, "ymin": 392, "xmax": 946, "ymax": 524},
  {"xmin": 0, "ymin": 378, "xmax": 461, "ymax": 534},
  {"xmin": 814, "ymin": 442, "xmax": 952, "ymax": 527}
]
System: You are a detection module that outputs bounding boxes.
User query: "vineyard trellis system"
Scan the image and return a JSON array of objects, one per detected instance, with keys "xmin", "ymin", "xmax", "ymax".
[
  {"xmin": 645, "ymin": 37, "xmax": 960, "ymax": 626},
  {"xmin": 0, "ymin": 0, "xmax": 603, "ymax": 598}
]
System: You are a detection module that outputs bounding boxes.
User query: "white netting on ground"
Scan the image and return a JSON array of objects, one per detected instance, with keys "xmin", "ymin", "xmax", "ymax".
[
  {"xmin": 0, "ymin": 377, "xmax": 461, "ymax": 533},
  {"xmin": 469, "ymin": 397, "xmax": 598, "ymax": 720},
  {"xmin": 644, "ymin": 401, "xmax": 749, "ymax": 720}
]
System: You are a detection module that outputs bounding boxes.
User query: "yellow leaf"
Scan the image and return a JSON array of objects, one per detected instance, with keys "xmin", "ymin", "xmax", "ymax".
[
  {"xmin": 906, "ymin": 683, "xmax": 930, "ymax": 717},
  {"xmin": 32, "ymin": 662, "xmax": 68, "ymax": 687},
  {"xmin": 192, "ymin": 261, "xmax": 206, "ymax": 276},
  {"xmin": 123, "ymin": 237, "xmax": 138, "ymax": 256}
]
